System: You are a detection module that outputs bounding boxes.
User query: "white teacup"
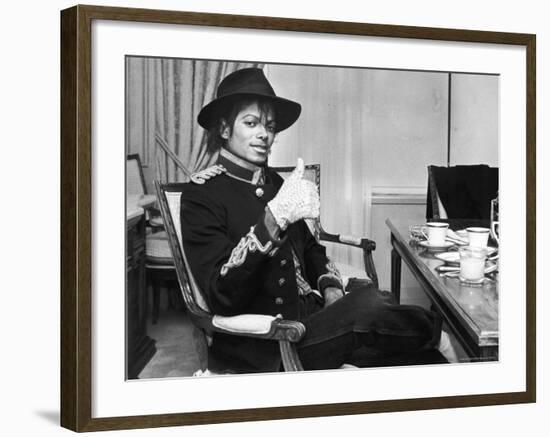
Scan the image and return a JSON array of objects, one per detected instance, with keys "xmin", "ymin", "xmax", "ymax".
[
  {"xmin": 421, "ymin": 222, "xmax": 449, "ymax": 246},
  {"xmin": 466, "ymin": 227, "xmax": 490, "ymax": 248},
  {"xmin": 459, "ymin": 246, "xmax": 487, "ymax": 282}
]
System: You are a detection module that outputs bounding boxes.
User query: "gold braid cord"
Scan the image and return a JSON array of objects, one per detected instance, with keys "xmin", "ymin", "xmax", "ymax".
[
  {"xmin": 190, "ymin": 165, "xmax": 226, "ymax": 184},
  {"xmin": 221, "ymin": 226, "xmax": 276, "ymax": 276}
]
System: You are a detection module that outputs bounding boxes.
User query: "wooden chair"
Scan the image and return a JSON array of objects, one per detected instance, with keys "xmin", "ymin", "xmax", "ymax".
[
  {"xmin": 273, "ymin": 164, "xmax": 379, "ymax": 289},
  {"xmin": 155, "ymin": 181, "xmax": 306, "ymax": 373},
  {"xmin": 127, "ymin": 154, "xmax": 164, "ymax": 230},
  {"xmin": 127, "ymin": 154, "xmax": 178, "ymax": 324}
]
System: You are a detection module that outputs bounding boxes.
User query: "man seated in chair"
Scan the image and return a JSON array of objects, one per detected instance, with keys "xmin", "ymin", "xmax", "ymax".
[{"xmin": 180, "ymin": 67, "xmax": 457, "ymax": 373}]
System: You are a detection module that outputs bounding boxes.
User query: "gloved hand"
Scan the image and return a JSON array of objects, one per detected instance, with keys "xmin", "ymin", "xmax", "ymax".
[
  {"xmin": 268, "ymin": 158, "xmax": 320, "ymax": 230},
  {"xmin": 323, "ymin": 286, "xmax": 344, "ymax": 307}
]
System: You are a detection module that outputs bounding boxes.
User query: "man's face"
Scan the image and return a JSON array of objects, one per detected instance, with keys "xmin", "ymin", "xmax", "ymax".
[{"xmin": 222, "ymin": 101, "xmax": 276, "ymax": 165}]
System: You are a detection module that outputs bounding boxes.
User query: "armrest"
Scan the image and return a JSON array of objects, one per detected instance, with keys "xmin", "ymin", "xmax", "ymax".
[
  {"xmin": 212, "ymin": 314, "xmax": 275, "ymax": 335},
  {"xmin": 211, "ymin": 314, "xmax": 306, "ymax": 343},
  {"xmin": 319, "ymin": 228, "xmax": 379, "ymax": 289},
  {"xmin": 320, "ymin": 229, "xmax": 376, "ymax": 251}
]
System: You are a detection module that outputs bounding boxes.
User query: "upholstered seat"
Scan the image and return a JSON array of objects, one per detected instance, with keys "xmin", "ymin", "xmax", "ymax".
[{"xmin": 145, "ymin": 231, "xmax": 173, "ymax": 264}]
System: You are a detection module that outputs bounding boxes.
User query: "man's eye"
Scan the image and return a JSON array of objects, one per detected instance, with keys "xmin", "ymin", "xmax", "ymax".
[
  {"xmin": 267, "ymin": 125, "xmax": 276, "ymax": 133},
  {"xmin": 245, "ymin": 121, "xmax": 257, "ymax": 127}
]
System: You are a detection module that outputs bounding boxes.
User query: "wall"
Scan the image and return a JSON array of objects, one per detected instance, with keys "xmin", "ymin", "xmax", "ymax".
[
  {"xmin": 3, "ymin": 1, "xmax": 546, "ymax": 437},
  {"xmin": 267, "ymin": 65, "xmax": 450, "ymax": 190},
  {"xmin": 450, "ymin": 74, "xmax": 499, "ymax": 166},
  {"xmin": 265, "ymin": 64, "xmax": 498, "ymax": 288}
]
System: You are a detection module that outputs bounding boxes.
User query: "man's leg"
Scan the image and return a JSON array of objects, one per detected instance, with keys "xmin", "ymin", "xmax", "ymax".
[{"xmin": 297, "ymin": 284, "xmax": 446, "ymax": 370}]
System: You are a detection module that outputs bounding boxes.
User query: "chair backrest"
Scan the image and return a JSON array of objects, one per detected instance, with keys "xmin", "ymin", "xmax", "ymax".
[
  {"xmin": 273, "ymin": 164, "xmax": 321, "ymax": 239},
  {"xmin": 154, "ymin": 181, "xmax": 211, "ymax": 319},
  {"xmin": 426, "ymin": 165, "xmax": 448, "ymax": 219},
  {"xmin": 127, "ymin": 154, "xmax": 147, "ymax": 195},
  {"xmin": 426, "ymin": 164, "xmax": 498, "ymax": 220},
  {"xmin": 273, "ymin": 163, "xmax": 320, "ymax": 187}
]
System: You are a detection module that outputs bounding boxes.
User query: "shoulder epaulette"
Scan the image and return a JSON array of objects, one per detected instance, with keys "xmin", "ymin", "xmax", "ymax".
[{"xmin": 190, "ymin": 164, "xmax": 227, "ymax": 184}]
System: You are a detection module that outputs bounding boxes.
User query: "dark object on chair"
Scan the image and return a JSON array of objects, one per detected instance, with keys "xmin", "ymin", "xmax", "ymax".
[
  {"xmin": 426, "ymin": 164, "xmax": 498, "ymax": 220},
  {"xmin": 273, "ymin": 164, "xmax": 379, "ymax": 289},
  {"xmin": 155, "ymin": 181, "xmax": 306, "ymax": 373}
]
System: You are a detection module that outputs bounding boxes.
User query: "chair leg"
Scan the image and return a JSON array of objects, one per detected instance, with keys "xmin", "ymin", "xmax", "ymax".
[
  {"xmin": 168, "ymin": 276, "xmax": 185, "ymax": 311},
  {"xmin": 191, "ymin": 324, "xmax": 209, "ymax": 372},
  {"xmin": 152, "ymin": 275, "xmax": 160, "ymax": 325},
  {"xmin": 279, "ymin": 340, "xmax": 304, "ymax": 372}
]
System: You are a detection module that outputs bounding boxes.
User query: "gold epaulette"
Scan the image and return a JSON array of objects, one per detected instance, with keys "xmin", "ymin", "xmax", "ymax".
[{"xmin": 190, "ymin": 164, "xmax": 227, "ymax": 184}]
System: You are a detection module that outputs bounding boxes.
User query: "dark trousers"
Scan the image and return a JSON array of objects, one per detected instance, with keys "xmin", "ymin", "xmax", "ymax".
[{"xmin": 297, "ymin": 281, "xmax": 447, "ymax": 369}]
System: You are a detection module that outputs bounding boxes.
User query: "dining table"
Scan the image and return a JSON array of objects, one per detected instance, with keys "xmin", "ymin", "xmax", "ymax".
[{"xmin": 386, "ymin": 218, "xmax": 498, "ymax": 362}]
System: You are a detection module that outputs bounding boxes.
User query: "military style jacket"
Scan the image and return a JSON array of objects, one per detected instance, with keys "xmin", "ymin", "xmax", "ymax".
[{"xmin": 180, "ymin": 149, "xmax": 341, "ymax": 373}]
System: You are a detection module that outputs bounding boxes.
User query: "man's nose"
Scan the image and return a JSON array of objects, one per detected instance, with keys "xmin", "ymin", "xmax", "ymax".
[{"xmin": 256, "ymin": 125, "xmax": 268, "ymax": 140}]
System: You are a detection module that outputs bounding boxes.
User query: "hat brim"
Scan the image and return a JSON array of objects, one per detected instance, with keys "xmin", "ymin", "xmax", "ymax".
[{"xmin": 197, "ymin": 93, "xmax": 301, "ymax": 133}]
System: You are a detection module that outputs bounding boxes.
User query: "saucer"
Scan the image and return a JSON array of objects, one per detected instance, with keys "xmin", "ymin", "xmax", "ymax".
[
  {"xmin": 467, "ymin": 246, "xmax": 498, "ymax": 256},
  {"xmin": 419, "ymin": 241, "xmax": 454, "ymax": 251},
  {"xmin": 458, "ymin": 275, "xmax": 486, "ymax": 286},
  {"xmin": 435, "ymin": 249, "xmax": 498, "ymax": 265},
  {"xmin": 434, "ymin": 251, "xmax": 460, "ymax": 265}
]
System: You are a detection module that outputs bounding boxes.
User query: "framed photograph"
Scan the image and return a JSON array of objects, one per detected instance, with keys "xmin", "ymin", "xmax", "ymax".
[{"xmin": 60, "ymin": 4, "xmax": 536, "ymax": 432}]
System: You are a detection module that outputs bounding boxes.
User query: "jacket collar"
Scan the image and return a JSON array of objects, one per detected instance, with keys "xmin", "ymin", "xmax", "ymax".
[{"xmin": 217, "ymin": 148, "xmax": 265, "ymax": 185}]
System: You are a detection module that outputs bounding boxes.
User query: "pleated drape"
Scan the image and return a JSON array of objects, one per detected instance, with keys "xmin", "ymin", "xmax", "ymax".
[{"xmin": 129, "ymin": 58, "xmax": 262, "ymax": 183}]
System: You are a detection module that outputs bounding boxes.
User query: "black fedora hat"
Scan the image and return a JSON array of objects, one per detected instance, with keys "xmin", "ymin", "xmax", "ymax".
[{"xmin": 197, "ymin": 68, "xmax": 301, "ymax": 132}]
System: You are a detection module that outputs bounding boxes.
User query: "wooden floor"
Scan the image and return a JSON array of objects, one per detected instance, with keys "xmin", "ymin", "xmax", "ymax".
[{"xmin": 138, "ymin": 285, "xmax": 466, "ymax": 379}]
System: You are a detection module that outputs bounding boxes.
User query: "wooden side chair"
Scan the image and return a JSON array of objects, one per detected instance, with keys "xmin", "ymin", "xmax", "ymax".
[
  {"xmin": 155, "ymin": 181, "xmax": 306, "ymax": 373},
  {"xmin": 127, "ymin": 154, "xmax": 178, "ymax": 324},
  {"xmin": 273, "ymin": 164, "xmax": 379, "ymax": 289},
  {"xmin": 127, "ymin": 153, "xmax": 165, "ymax": 230}
]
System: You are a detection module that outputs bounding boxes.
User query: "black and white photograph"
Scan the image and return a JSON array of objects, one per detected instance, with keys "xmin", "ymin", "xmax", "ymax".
[
  {"xmin": 125, "ymin": 57, "xmax": 500, "ymax": 379},
  {"xmin": 54, "ymin": 3, "xmax": 537, "ymax": 432},
  {"xmin": 4, "ymin": 0, "xmax": 548, "ymax": 434}
]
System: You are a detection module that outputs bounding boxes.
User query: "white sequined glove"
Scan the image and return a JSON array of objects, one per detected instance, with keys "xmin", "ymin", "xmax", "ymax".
[{"xmin": 268, "ymin": 158, "xmax": 320, "ymax": 230}]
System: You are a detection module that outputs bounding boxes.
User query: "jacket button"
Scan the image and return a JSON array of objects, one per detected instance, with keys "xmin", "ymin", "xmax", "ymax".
[
  {"xmin": 278, "ymin": 277, "xmax": 286, "ymax": 286},
  {"xmin": 255, "ymin": 187, "xmax": 264, "ymax": 197},
  {"xmin": 275, "ymin": 297, "xmax": 284, "ymax": 305},
  {"xmin": 280, "ymin": 259, "xmax": 287, "ymax": 267}
]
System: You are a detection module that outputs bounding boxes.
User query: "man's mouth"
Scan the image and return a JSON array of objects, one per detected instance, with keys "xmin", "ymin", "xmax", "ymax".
[{"xmin": 251, "ymin": 145, "xmax": 269, "ymax": 154}]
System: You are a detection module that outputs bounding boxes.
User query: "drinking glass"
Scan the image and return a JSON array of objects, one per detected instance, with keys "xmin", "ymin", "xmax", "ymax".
[
  {"xmin": 459, "ymin": 246, "xmax": 487, "ymax": 283},
  {"xmin": 490, "ymin": 197, "xmax": 499, "ymax": 245}
]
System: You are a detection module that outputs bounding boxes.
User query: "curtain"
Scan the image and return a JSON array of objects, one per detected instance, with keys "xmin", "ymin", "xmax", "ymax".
[{"xmin": 126, "ymin": 58, "xmax": 263, "ymax": 184}]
